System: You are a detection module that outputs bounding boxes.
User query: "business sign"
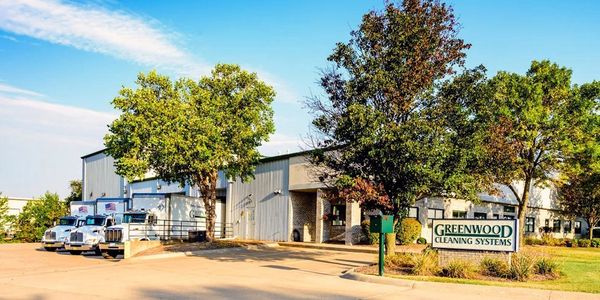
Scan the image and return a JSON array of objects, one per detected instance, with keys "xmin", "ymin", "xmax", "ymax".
[{"xmin": 432, "ymin": 219, "xmax": 518, "ymax": 252}]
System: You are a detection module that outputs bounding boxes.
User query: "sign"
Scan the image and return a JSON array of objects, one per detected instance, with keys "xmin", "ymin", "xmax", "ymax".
[{"xmin": 432, "ymin": 219, "xmax": 518, "ymax": 252}]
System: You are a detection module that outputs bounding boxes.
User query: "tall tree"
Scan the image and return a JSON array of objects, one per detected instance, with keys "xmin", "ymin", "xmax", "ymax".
[
  {"xmin": 64, "ymin": 180, "xmax": 82, "ymax": 204},
  {"xmin": 559, "ymin": 86, "xmax": 600, "ymax": 239},
  {"xmin": 461, "ymin": 61, "xmax": 598, "ymax": 245},
  {"xmin": 307, "ymin": 0, "xmax": 477, "ymax": 252},
  {"xmin": 105, "ymin": 64, "xmax": 275, "ymax": 241}
]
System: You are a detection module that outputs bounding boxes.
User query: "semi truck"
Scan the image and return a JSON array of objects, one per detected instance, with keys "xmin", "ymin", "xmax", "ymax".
[
  {"xmin": 40, "ymin": 216, "xmax": 86, "ymax": 251},
  {"xmin": 99, "ymin": 193, "xmax": 206, "ymax": 259},
  {"xmin": 64, "ymin": 198, "xmax": 129, "ymax": 255}
]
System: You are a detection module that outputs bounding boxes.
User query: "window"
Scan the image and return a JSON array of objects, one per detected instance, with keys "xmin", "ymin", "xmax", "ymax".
[
  {"xmin": 427, "ymin": 208, "xmax": 444, "ymax": 226},
  {"xmin": 408, "ymin": 207, "xmax": 419, "ymax": 218},
  {"xmin": 575, "ymin": 221, "xmax": 582, "ymax": 234},
  {"xmin": 474, "ymin": 212, "xmax": 487, "ymax": 219},
  {"xmin": 452, "ymin": 211, "xmax": 467, "ymax": 219},
  {"xmin": 331, "ymin": 205, "xmax": 346, "ymax": 226},
  {"xmin": 545, "ymin": 219, "xmax": 550, "ymax": 227},
  {"xmin": 525, "ymin": 217, "xmax": 535, "ymax": 233},
  {"xmin": 503, "ymin": 215, "xmax": 515, "ymax": 220},
  {"xmin": 492, "ymin": 214, "xmax": 500, "ymax": 219},
  {"xmin": 564, "ymin": 220, "xmax": 572, "ymax": 233},
  {"xmin": 504, "ymin": 206, "xmax": 516, "ymax": 213},
  {"xmin": 553, "ymin": 220, "xmax": 561, "ymax": 233}
]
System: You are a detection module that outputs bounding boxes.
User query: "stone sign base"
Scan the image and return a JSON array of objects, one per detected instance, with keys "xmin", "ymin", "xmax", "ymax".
[{"xmin": 437, "ymin": 248, "xmax": 512, "ymax": 267}]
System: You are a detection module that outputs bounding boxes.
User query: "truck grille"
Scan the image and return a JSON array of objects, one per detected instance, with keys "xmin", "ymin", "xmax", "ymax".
[
  {"xmin": 105, "ymin": 229, "xmax": 122, "ymax": 242},
  {"xmin": 70, "ymin": 232, "xmax": 83, "ymax": 243},
  {"xmin": 45, "ymin": 231, "xmax": 56, "ymax": 241}
]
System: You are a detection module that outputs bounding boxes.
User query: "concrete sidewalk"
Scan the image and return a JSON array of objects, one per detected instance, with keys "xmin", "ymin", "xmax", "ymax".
[{"xmin": 278, "ymin": 241, "xmax": 426, "ymax": 254}]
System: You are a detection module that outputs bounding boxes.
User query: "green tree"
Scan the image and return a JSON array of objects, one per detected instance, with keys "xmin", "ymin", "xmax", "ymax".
[
  {"xmin": 0, "ymin": 193, "xmax": 11, "ymax": 238},
  {"xmin": 105, "ymin": 64, "xmax": 275, "ymax": 241},
  {"xmin": 308, "ymin": 0, "xmax": 478, "ymax": 254},
  {"xmin": 455, "ymin": 61, "xmax": 599, "ymax": 245},
  {"xmin": 14, "ymin": 192, "xmax": 68, "ymax": 242},
  {"xmin": 64, "ymin": 180, "xmax": 82, "ymax": 204}
]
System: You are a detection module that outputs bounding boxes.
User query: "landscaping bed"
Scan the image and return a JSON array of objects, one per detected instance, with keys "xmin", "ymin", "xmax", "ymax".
[{"xmin": 356, "ymin": 246, "xmax": 600, "ymax": 294}]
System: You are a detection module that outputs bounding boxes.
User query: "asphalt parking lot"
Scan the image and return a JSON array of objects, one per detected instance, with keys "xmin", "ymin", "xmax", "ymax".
[{"xmin": 1, "ymin": 243, "xmax": 598, "ymax": 300}]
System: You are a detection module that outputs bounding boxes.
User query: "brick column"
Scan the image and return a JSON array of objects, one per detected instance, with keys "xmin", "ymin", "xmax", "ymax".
[
  {"xmin": 315, "ymin": 189, "xmax": 325, "ymax": 243},
  {"xmin": 345, "ymin": 202, "xmax": 362, "ymax": 245}
]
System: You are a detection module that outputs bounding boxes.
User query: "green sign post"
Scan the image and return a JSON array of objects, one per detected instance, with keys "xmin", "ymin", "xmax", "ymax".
[{"xmin": 369, "ymin": 215, "xmax": 394, "ymax": 276}]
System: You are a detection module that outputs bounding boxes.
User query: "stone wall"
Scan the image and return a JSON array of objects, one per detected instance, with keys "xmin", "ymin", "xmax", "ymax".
[
  {"xmin": 437, "ymin": 249, "xmax": 512, "ymax": 267},
  {"xmin": 290, "ymin": 192, "xmax": 316, "ymax": 242}
]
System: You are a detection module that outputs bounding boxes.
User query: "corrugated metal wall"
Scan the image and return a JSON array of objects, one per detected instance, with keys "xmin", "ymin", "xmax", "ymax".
[
  {"xmin": 83, "ymin": 152, "xmax": 123, "ymax": 199},
  {"xmin": 230, "ymin": 158, "xmax": 290, "ymax": 241}
]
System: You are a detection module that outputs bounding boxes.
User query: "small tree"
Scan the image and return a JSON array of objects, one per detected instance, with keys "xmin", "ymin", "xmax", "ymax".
[
  {"xmin": 64, "ymin": 180, "xmax": 82, "ymax": 205},
  {"xmin": 0, "ymin": 193, "xmax": 11, "ymax": 238},
  {"xmin": 105, "ymin": 64, "xmax": 275, "ymax": 241},
  {"xmin": 14, "ymin": 192, "xmax": 67, "ymax": 242}
]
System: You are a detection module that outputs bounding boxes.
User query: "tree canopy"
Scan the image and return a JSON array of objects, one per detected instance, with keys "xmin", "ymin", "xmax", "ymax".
[
  {"xmin": 14, "ymin": 192, "xmax": 67, "ymax": 242},
  {"xmin": 64, "ymin": 180, "xmax": 82, "ymax": 204},
  {"xmin": 105, "ymin": 64, "xmax": 275, "ymax": 240},
  {"xmin": 308, "ymin": 0, "xmax": 478, "ymax": 219}
]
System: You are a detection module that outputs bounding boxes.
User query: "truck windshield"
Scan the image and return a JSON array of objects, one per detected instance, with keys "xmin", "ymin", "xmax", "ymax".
[
  {"xmin": 85, "ymin": 217, "xmax": 105, "ymax": 226},
  {"xmin": 58, "ymin": 218, "xmax": 76, "ymax": 226},
  {"xmin": 123, "ymin": 213, "xmax": 146, "ymax": 224}
]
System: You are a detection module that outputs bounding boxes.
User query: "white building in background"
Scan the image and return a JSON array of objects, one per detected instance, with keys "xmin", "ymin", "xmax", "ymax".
[
  {"xmin": 6, "ymin": 197, "xmax": 39, "ymax": 216},
  {"xmin": 80, "ymin": 149, "xmax": 592, "ymax": 244}
]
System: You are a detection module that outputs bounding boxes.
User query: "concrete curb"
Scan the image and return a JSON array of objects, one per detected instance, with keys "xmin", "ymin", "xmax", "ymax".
[
  {"xmin": 131, "ymin": 243, "xmax": 279, "ymax": 261},
  {"xmin": 278, "ymin": 242, "xmax": 424, "ymax": 255},
  {"xmin": 340, "ymin": 267, "xmax": 417, "ymax": 288}
]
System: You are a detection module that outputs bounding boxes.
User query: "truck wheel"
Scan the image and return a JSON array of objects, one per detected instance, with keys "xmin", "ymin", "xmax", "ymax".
[
  {"xmin": 94, "ymin": 248, "xmax": 102, "ymax": 256},
  {"xmin": 69, "ymin": 250, "xmax": 82, "ymax": 255},
  {"xmin": 44, "ymin": 247, "xmax": 56, "ymax": 252},
  {"xmin": 102, "ymin": 250, "xmax": 120, "ymax": 259}
]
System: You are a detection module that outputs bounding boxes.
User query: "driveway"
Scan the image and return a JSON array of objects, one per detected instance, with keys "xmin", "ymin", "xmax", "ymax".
[{"xmin": 0, "ymin": 243, "xmax": 598, "ymax": 300}]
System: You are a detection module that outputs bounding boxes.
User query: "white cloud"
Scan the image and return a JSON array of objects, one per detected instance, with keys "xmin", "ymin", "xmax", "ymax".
[
  {"xmin": 0, "ymin": 83, "xmax": 115, "ymax": 197},
  {"xmin": 258, "ymin": 133, "xmax": 303, "ymax": 156},
  {"xmin": 249, "ymin": 68, "xmax": 300, "ymax": 104},
  {"xmin": 0, "ymin": 0, "xmax": 207, "ymax": 76}
]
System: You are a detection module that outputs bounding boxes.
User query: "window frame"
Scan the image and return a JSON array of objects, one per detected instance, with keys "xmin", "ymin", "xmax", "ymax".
[
  {"xmin": 552, "ymin": 219, "xmax": 561, "ymax": 233},
  {"xmin": 525, "ymin": 217, "xmax": 535, "ymax": 233},
  {"xmin": 331, "ymin": 204, "xmax": 346, "ymax": 226},
  {"xmin": 574, "ymin": 221, "xmax": 582, "ymax": 234},
  {"xmin": 474, "ymin": 212, "xmax": 487, "ymax": 220},
  {"xmin": 452, "ymin": 210, "xmax": 467, "ymax": 219},
  {"xmin": 563, "ymin": 220, "xmax": 572, "ymax": 233},
  {"xmin": 427, "ymin": 208, "xmax": 444, "ymax": 227},
  {"xmin": 408, "ymin": 207, "xmax": 419, "ymax": 219}
]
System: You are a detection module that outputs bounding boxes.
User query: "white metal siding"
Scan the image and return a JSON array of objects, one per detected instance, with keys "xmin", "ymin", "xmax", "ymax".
[
  {"xmin": 230, "ymin": 159, "xmax": 290, "ymax": 241},
  {"xmin": 83, "ymin": 153, "xmax": 123, "ymax": 199}
]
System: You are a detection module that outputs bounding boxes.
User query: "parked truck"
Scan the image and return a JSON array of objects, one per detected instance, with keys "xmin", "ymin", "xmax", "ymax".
[
  {"xmin": 99, "ymin": 193, "xmax": 206, "ymax": 259},
  {"xmin": 40, "ymin": 216, "xmax": 86, "ymax": 251}
]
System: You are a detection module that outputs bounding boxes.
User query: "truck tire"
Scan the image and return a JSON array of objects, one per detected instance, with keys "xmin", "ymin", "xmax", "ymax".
[
  {"xmin": 102, "ymin": 250, "xmax": 120, "ymax": 259},
  {"xmin": 44, "ymin": 247, "xmax": 56, "ymax": 252},
  {"xmin": 94, "ymin": 248, "xmax": 102, "ymax": 256},
  {"xmin": 69, "ymin": 250, "xmax": 82, "ymax": 255}
]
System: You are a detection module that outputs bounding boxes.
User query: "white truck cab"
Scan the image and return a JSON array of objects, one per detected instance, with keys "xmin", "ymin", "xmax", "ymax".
[
  {"xmin": 41, "ymin": 216, "xmax": 86, "ymax": 251},
  {"xmin": 99, "ymin": 211, "xmax": 158, "ymax": 259},
  {"xmin": 64, "ymin": 215, "xmax": 116, "ymax": 255}
]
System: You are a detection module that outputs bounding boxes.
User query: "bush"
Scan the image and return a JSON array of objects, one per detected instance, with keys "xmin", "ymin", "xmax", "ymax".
[
  {"xmin": 578, "ymin": 239, "xmax": 591, "ymax": 247},
  {"xmin": 541, "ymin": 233, "xmax": 561, "ymax": 246},
  {"xmin": 509, "ymin": 252, "xmax": 534, "ymax": 281},
  {"xmin": 385, "ymin": 253, "xmax": 414, "ymax": 268},
  {"xmin": 591, "ymin": 239, "xmax": 600, "ymax": 248},
  {"xmin": 480, "ymin": 257, "xmax": 509, "ymax": 277},
  {"xmin": 524, "ymin": 237, "xmax": 543, "ymax": 245},
  {"xmin": 441, "ymin": 259, "xmax": 476, "ymax": 279},
  {"xmin": 14, "ymin": 192, "xmax": 67, "ymax": 242},
  {"xmin": 534, "ymin": 257, "xmax": 560, "ymax": 278},
  {"xmin": 571, "ymin": 239, "xmax": 579, "ymax": 248},
  {"xmin": 411, "ymin": 249, "xmax": 439, "ymax": 276},
  {"xmin": 396, "ymin": 218, "xmax": 421, "ymax": 245},
  {"xmin": 416, "ymin": 237, "xmax": 427, "ymax": 244}
]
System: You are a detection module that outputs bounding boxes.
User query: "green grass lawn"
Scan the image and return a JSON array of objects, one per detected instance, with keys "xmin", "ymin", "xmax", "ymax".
[{"xmin": 388, "ymin": 246, "xmax": 600, "ymax": 294}]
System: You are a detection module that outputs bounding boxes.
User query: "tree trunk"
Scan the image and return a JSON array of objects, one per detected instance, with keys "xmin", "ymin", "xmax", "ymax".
[
  {"xmin": 517, "ymin": 178, "xmax": 532, "ymax": 248},
  {"xmin": 385, "ymin": 232, "xmax": 396, "ymax": 256},
  {"xmin": 589, "ymin": 218, "xmax": 594, "ymax": 240},
  {"xmin": 199, "ymin": 170, "xmax": 218, "ymax": 242}
]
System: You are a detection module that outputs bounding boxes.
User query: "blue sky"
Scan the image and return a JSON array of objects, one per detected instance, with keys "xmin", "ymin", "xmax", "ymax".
[{"xmin": 0, "ymin": 0, "xmax": 598, "ymax": 198}]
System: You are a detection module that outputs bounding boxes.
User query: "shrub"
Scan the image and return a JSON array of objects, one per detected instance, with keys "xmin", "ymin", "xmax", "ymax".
[
  {"xmin": 416, "ymin": 237, "xmax": 427, "ymax": 244},
  {"xmin": 509, "ymin": 252, "xmax": 534, "ymax": 281},
  {"xmin": 396, "ymin": 218, "xmax": 421, "ymax": 245},
  {"xmin": 480, "ymin": 257, "xmax": 509, "ymax": 277},
  {"xmin": 361, "ymin": 220, "xmax": 379, "ymax": 245},
  {"xmin": 571, "ymin": 239, "xmax": 579, "ymax": 248},
  {"xmin": 591, "ymin": 239, "xmax": 600, "ymax": 248},
  {"xmin": 578, "ymin": 239, "xmax": 591, "ymax": 247},
  {"xmin": 524, "ymin": 237, "xmax": 543, "ymax": 245},
  {"xmin": 441, "ymin": 259, "xmax": 476, "ymax": 279},
  {"xmin": 14, "ymin": 192, "xmax": 67, "ymax": 242},
  {"xmin": 385, "ymin": 253, "xmax": 414, "ymax": 268},
  {"xmin": 564, "ymin": 238, "xmax": 573, "ymax": 247},
  {"xmin": 411, "ymin": 249, "xmax": 439, "ymax": 276},
  {"xmin": 541, "ymin": 233, "xmax": 560, "ymax": 246},
  {"xmin": 534, "ymin": 257, "xmax": 560, "ymax": 278}
]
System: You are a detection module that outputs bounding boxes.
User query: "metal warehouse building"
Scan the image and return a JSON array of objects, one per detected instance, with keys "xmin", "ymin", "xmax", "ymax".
[{"xmin": 82, "ymin": 149, "xmax": 592, "ymax": 244}]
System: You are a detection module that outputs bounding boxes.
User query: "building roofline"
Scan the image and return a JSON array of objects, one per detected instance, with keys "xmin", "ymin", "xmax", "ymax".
[
  {"xmin": 81, "ymin": 148, "xmax": 108, "ymax": 159},
  {"xmin": 258, "ymin": 149, "xmax": 315, "ymax": 163}
]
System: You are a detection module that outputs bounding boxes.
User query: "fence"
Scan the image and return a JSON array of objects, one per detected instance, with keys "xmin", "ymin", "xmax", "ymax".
[{"xmin": 116, "ymin": 219, "xmax": 233, "ymax": 242}]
